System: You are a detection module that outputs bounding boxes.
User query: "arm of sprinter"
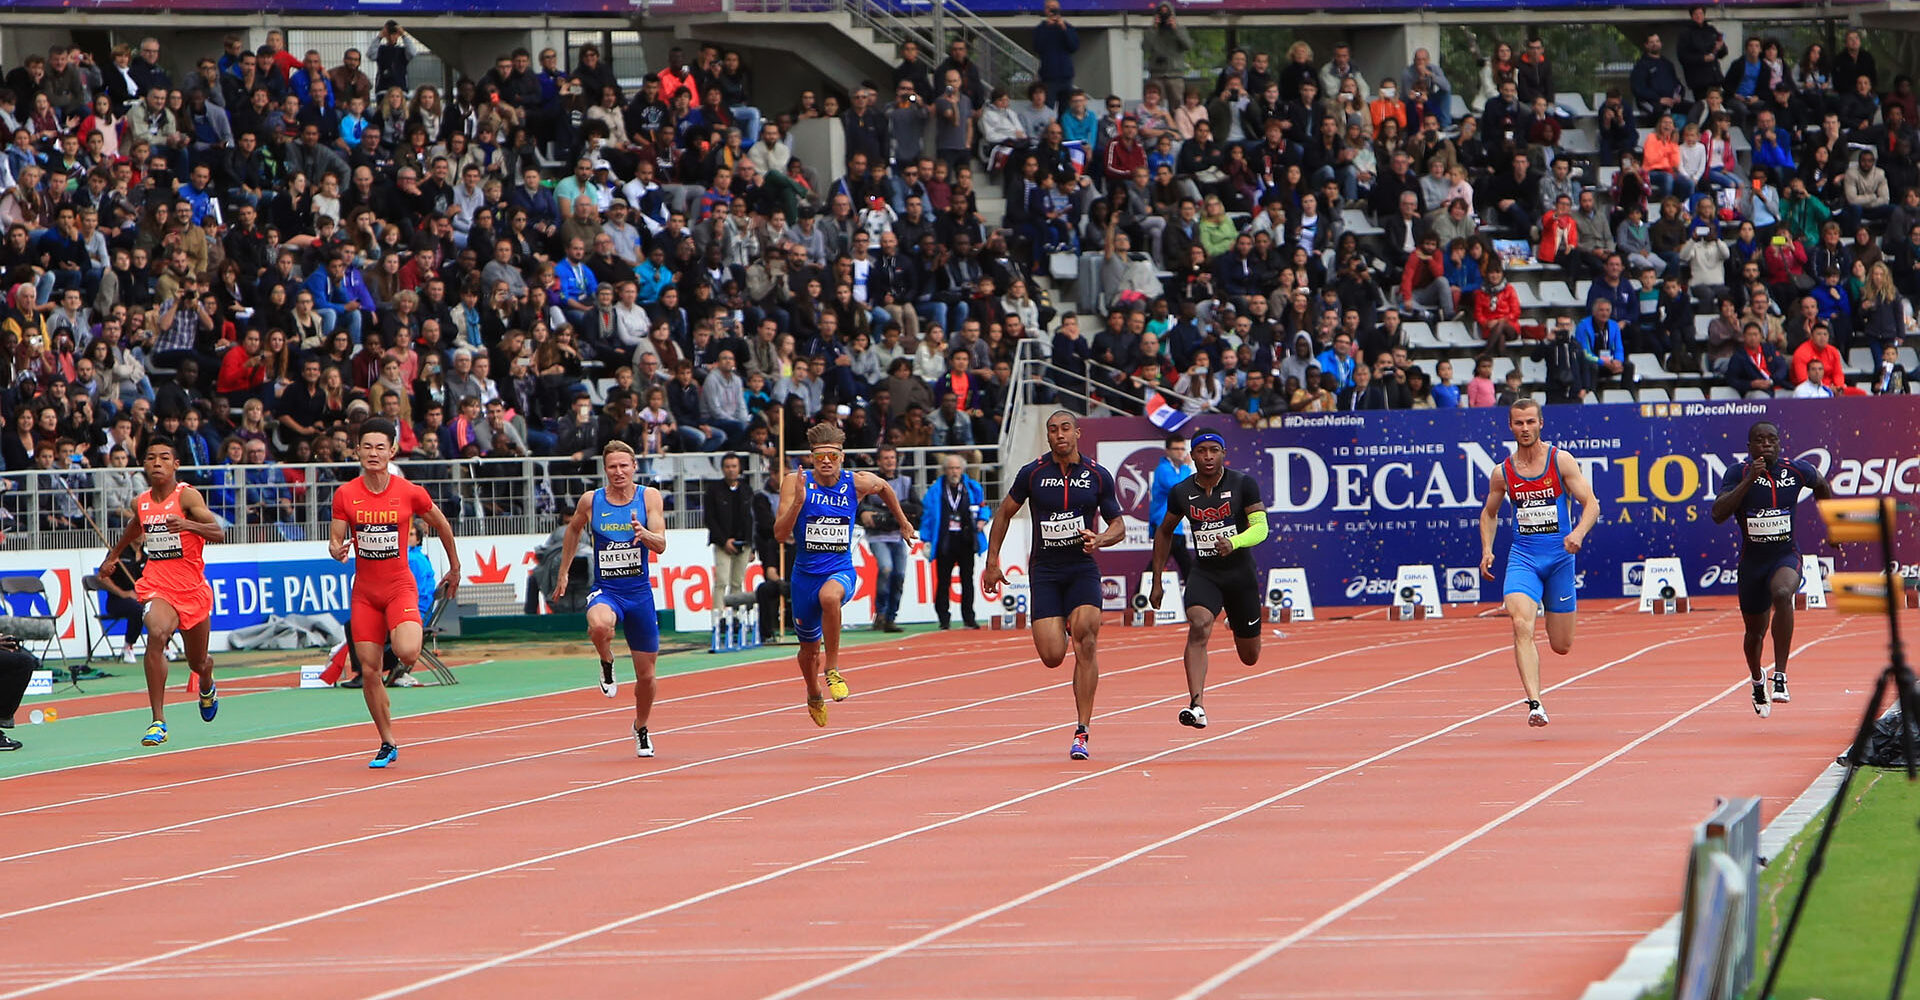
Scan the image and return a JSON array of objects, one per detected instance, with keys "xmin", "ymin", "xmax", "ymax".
[
  {"xmin": 553, "ymin": 491, "xmax": 593, "ymax": 601},
  {"xmin": 855, "ymin": 470, "xmax": 918, "ymax": 546},
  {"xmin": 97, "ymin": 518, "xmax": 141, "ymax": 579},
  {"xmin": 422, "ymin": 498, "xmax": 462, "ymax": 598},
  {"xmin": 772, "ymin": 470, "xmax": 804, "ymax": 544},
  {"xmin": 981, "ymin": 495, "xmax": 1023, "ymax": 596},
  {"xmin": 638, "ymin": 487, "xmax": 668, "ymax": 554},
  {"xmin": 176, "ymin": 486, "xmax": 225, "ymax": 542},
  {"xmin": 1558, "ymin": 450, "xmax": 1600, "ymax": 553},
  {"xmin": 1479, "ymin": 466, "xmax": 1507, "ymax": 579}
]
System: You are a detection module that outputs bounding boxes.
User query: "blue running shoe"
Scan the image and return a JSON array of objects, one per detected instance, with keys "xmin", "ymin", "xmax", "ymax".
[
  {"xmin": 141, "ymin": 720, "xmax": 168, "ymax": 746},
  {"xmin": 1069, "ymin": 729, "xmax": 1090, "ymax": 761},
  {"xmin": 369, "ymin": 743, "xmax": 399, "ymax": 769},
  {"xmin": 198, "ymin": 681, "xmax": 218, "ymax": 723}
]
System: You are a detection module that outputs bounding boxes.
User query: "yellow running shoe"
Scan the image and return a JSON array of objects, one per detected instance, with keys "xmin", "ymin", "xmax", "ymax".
[
  {"xmin": 825, "ymin": 667, "xmax": 850, "ymax": 702},
  {"xmin": 807, "ymin": 696, "xmax": 829, "ymax": 727}
]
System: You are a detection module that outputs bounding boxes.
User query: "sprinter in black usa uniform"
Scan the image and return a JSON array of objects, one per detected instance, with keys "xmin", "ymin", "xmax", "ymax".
[
  {"xmin": 1147, "ymin": 428, "xmax": 1268, "ymax": 730},
  {"xmin": 1710, "ymin": 420, "xmax": 1831, "ymax": 718}
]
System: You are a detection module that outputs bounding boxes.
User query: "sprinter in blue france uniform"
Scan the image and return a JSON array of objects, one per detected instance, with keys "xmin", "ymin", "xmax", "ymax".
[
  {"xmin": 774, "ymin": 422, "xmax": 917, "ymax": 728},
  {"xmin": 1711, "ymin": 420, "xmax": 1831, "ymax": 717},
  {"xmin": 554, "ymin": 441, "xmax": 668, "ymax": 758},
  {"xmin": 984, "ymin": 410, "xmax": 1126, "ymax": 761},
  {"xmin": 1479, "ymin": 398, "xmax": 1600, "ymax": 729}
]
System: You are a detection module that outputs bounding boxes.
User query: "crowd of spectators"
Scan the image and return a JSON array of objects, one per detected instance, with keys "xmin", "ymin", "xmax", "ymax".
[{"xmin": 0, "ymin": 5, "xmax": 1917, "ymax": 534}]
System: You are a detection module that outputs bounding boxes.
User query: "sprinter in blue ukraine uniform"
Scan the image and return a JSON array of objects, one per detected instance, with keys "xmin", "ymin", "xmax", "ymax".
[
  {"xmin": 554, "ymin": 441, "xmax": 668, "ymax": 759},
  {"xmin": 1711, "ymin": 420, "xmax": 1831, "ymax": 718},
  {"xmin": 1479, "ymin": 399, "xmax": 1600, "ymax": 730},
  {"xmin": 774, "ymin": 422, "xmax": 917, "ymax": 728},
  {"xmin": 984, "ymin": 410, "xmax": 1127, "ymax": 761}
]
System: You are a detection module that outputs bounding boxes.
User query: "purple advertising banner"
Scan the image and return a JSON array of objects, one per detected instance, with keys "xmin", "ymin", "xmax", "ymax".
[
  {"xmin": 1076, "ymin": 397, "xmax": 1920, "ymax": 606},
  {"xmin": 0, "ymin": 0, "xmax": 1866, "ymax": 12}
]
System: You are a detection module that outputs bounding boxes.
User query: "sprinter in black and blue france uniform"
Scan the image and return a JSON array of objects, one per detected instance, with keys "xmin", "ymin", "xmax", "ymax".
[
  {"xmin": 983, "ymin": 410, "xmax": 1126, "ymax": 761},
  {"xmin": 774, "ymin": 422, "xmax": 917, "ymax": 728},
  {"xmin": 1711, "ymin": 420, "xmax": 1831, "ymax": 718},
  {"xmin": 552, "ymin": 441, "xmax": 668, "ymax": 759}
]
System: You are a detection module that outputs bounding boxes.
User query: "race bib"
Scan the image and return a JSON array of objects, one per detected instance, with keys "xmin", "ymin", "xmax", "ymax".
[
  {"xmin": 1747, "ymin": 508, "xmax": 1792, "ymax": 543},
  {"xmin": 597, "ymin": 543, "xmax": 644, "ymax": 578},
  {"xmin": 1193, "ymin": 525, "xmax": 1235, "ymax": 555},
  {"xmin": 1515, "ymin": 503, "xmax": 1560, "ymax": 534},
  {"xmin": 144, "ymin": 524, "xmax": 183, "ymax": 560},
  {"xmin": 804, "ymin": 518, "xmax": 851, "ymax": 551},
  {"xmin": 1039, "ymin": 513, "xmax": 1086, "ymax": 547},
  {"xmin": 354, "ymin": 523, "xmax": 401, "ymax": 559}
]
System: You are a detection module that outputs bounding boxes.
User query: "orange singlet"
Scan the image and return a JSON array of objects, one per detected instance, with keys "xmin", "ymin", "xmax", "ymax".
[
  {"xmin": 134, "ymin": 485, "xmax": 215, "ymax": 629},
  {"xmin": 332, "ymin": 474, "xmax": 437, "ymax": 644}
]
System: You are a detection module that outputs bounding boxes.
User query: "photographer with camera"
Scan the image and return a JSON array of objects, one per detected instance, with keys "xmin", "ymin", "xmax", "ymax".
[
  {"xmin": 1145, "ymin": 3, "xmax": 1194, "ymax": 105},
  {"xmin": 0, "ymin": 630, "xmax": 35, "ymax": 750},
  {"xmin": 860, "ymin": 444, "xmax": 920, "ymax": 632},
  {"xmin": 1537, "ymin": 315, "xmax": 1597, "ymax": 404},
  {"xmin": 704, "ymin": 452, "xmax": 756, "ymax": 606}
]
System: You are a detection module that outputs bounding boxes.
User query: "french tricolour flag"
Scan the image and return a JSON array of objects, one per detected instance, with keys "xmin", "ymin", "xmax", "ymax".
[{"xmin": 1145, "ymin": 392, "xmax": 1191, "ymax": 432}]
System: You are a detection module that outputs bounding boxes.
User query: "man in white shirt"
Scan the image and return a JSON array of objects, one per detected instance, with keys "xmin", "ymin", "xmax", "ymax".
[
  {"xmin": 1792, "ymin": 360, "xmax": 1834, "ymax": 397},
  {"xmin": 602, "ymin": 200, "xmax": 642, "ymax": 265}
]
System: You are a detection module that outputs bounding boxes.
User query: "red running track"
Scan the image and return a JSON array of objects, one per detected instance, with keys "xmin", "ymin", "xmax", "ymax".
[{"xmin": 0, "ymin": 604, "xmax": 1883, "ymax": 1000}]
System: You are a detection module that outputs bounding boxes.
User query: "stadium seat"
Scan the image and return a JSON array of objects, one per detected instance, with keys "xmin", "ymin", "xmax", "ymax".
[
  {"xmin": 1581, "ymin": 392, "xmax": 1602, "ymax": 403},
  {"xmin": 1343, "ymin": 208, "xmax": 1384, "ymax": 237},
  {"xmin": 1903, "ymin": 347, "xmax": 1920, "ymax": 370},
  {"xmin": 1514, "ymin": 283, "xmax": 1549, "ymax": 310},
  {"xmin": 1449, "ymin": 94, "xmax": 1469, "ymax": 122},
  {"xmin": 1520, "ymin": 358, "xmax": 1547, "ymax": 383},
  {"xmin": 1572, "ymin": 280, "xmax": 1592, "ymax": 301},
  {"xmin": 1490, "ymin": 356, "xmax": 1517, "ymax": 382},
  {"xmin": 1629, "ymin": 353, "xmax": 1669, "ymax": 380},
  {"xmin": 1403, "ymin": 321, "xmax": 1441, "ymax": 349},
  {"xmin": 1437, "ymin": 321, "xmax": 1481, "ymax": 349},
  {"xmin": 1672, "ymin": 386, "xmax": 1707, "ymax": 401},
  {"xmin": 1693, "ymin": 314, "xmax": 1714, "ymax": 341},
  {"xmin": 1848, "ymin": 348, "xmax": 1874, "ymax": 372},
  {"xmin": 1602, "ymin": 388, "xmax": 1636, "ymax": 404},
  {"xmin": 1539, "ymin": 280, "xmax": 1582, "ymax": 309},
  {"xmin": 1556, "ymin": 92, "xmax": 1597, "ymax": 119},
  {"xmin": 1559, "ymin": 130, "xmax": 1598, "ymax": 157},
  {"xmin": 1710, "ymin": 386, "xmax": 1742, "ymax": 399},
  {"xmin": 1639, "ymin": 387, "xmax": 1672, "ymax": 402}
]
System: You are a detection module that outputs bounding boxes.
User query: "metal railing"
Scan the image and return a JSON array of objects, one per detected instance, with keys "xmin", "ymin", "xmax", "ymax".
[
  {"xmin": 998, "ymin": 338, "xmax": 1208, "ymax": 444},
  {"xmin": 0, "ymin": 453, "xmax": 768, "ymax": 552},
  {"xmin": 780, "ymin": 442, "xmax": 1002, "ymax": 498},
  {"xmin": 892, "ymin": 0, "xmax": 1038, "ymax": 94}
]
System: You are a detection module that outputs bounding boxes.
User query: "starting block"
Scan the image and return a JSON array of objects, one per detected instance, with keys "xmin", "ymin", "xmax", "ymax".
[
  {"xmin": 1387, "ymin": 565, "xmax": 1442, "ymax": 621},
  {"xmin": 991, "ymin": 592, "xmax": 1028, "ymax": 630},
  {"xmin": 1266, "ymin": 568, "xmax": 1315, "ymax": 623},
  {"xmin": 710, "ymin": 592, "xmax": 761, "ymax": 652},
  {"xmin": 1638, "ymin": 557, "xmax": 1691, "ymax": 614},
  {"xmin": 1131, "ymin": 571, "xmax": 1182, "ymax": 626},
  {"xmin": 1793, "ymin": 555, "xmax": 1830, "ymax": 610}
]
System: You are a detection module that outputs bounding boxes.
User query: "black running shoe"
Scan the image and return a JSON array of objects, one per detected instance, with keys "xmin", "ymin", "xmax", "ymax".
[
  {"xmin": 1752, "ymin": 682, "xmax": 1772, "ymax": 719},
  {"xmin": 1772, "ymin": 672, "xmax": 1791, "ymax": 704},
  {"xmin": 599, "ymin": 660, "xmax": 617, "ymax": 698},
  {"xmin": 634, "ymin": 726, "xmax": 654, "ymax": 758}
]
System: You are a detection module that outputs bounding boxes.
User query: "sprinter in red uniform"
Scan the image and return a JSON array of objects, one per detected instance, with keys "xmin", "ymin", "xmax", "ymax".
[
  {"xmin": 98, "ymin": 437, "xmax": 224, "ymax": 748},
  {"xmin": 330, "ymin": 419, "xmax": 461, "ymax": 769}
]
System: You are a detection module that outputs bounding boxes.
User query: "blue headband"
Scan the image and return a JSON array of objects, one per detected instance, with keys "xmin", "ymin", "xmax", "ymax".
[{"xmin": 1191, "ymin": 432, "xmax": 1226, "ymax": 450}]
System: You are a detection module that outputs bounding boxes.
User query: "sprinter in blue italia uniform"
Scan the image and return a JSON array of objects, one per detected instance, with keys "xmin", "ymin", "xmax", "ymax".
[
  {"xmin": 1478, "ymin": 398, "xmax": 1600, "ymax": 729},
  {"xmin": 774, "ymin": 422, "xmax": 917, "ymax": 728},
  {"xmin": 984, "ymin": 410, "xmax": 1126, "ymax": 761},
  {"xmin": 1711, "ymin": 420, "xmax": 1831, "ymax": 718},
  {"xmin": 553, "ymin": 441, "xmax": 668, "ymax": 758}
]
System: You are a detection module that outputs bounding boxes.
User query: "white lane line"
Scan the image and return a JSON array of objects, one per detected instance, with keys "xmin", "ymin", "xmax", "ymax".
[
  {"xmin": 1169, "ymin": 623, "xmax": 1853, "ymax": 999},
  {"xmin": 0, "ymin": 630, "xmax": 1018, "ymax": 787},
  {"xmin": 748, "ymin": 626, "xmax": 1734, "ymax": 1000},
  {"xmin": 0, "ymin": 642, "xmax": 1168, "ymax": 864},
  {"xmin": 0, "ymin": 633, "xmax": 1454, "ymax": 1000},
  {"xmin": 0, "ymin": 631, "xmax": 1057, "ymax": 809}
]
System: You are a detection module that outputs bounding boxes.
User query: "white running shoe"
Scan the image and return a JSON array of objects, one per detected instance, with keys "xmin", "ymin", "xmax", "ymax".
[
  {"xmin": 1178, "ymin": 704, "xmax": 1209, "ymax": 729},
  {"xmin": 1527, "ymin": 700, "xmax": 1550, "ymax": 727},
  {"xmin": 1771, "ymin": 672, "xmax": 1791, "ymax": 704},
  {"xmin": 599, "ymin": 660, "xmax": 617, "ymax": 699},
  {"xmin": 1753, "ymin": 681, "xmax": 1773, "ymax": 719},
  {"xmin": 634, "ymin": 727, "xmax": 654, "ymax": 758}
]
